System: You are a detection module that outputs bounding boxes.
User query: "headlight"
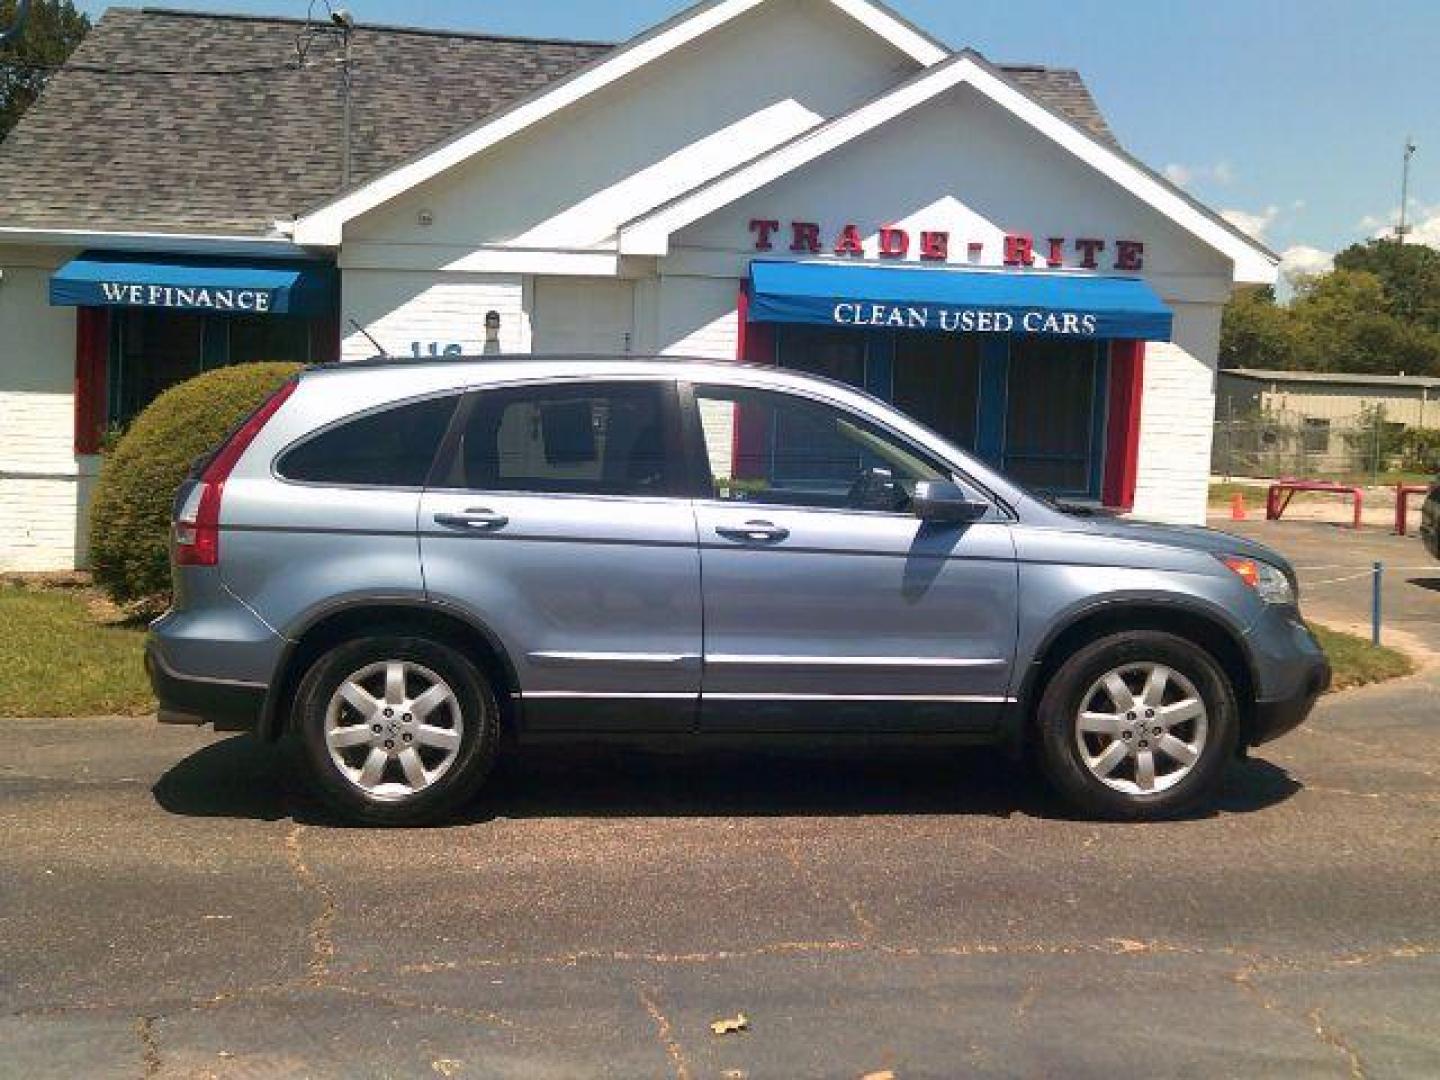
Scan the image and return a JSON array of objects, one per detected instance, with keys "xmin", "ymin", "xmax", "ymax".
[{"xmin": 1220, "ymin": 555, "xmax": 1296, "ymax": 605}]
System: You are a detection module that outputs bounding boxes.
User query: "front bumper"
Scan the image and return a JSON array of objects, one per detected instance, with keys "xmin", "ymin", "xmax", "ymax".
[
  {"xmin": 145, "ymin": 643, "xmax": 267, "ymax": 732},
  {"xmin": 1248, "ymin": 650, "xmax": 1330, "ymax": 747}
]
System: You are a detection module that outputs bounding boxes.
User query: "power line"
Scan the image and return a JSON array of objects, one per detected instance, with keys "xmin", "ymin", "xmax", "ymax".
[{"xmin": 0, "ymin": 57, "xmax": 315, "ymax": 76}]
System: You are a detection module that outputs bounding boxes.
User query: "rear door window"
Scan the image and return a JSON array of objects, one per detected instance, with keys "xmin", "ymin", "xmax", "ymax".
[
  {"xmin": 278, "ymin": 395, "xmax": 458, "ymax": 487},
  {"xmin": 438, "ymin": 381, "xmax": 682, "ymax": 497}
]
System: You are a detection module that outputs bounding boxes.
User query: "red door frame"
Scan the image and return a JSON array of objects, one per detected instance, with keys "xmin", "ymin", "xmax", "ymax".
[
  {"xmin": 74, "ymin": 308, "xmax": 109, "ymax": 455},
  {"xmin": 1101, "ymin": 340, "xmax": 1145, "ymax": 510}
]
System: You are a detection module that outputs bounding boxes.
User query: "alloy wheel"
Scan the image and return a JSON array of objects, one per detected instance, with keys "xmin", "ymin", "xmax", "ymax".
[
  {"xmin": 323, "ymin": 660, "xmax": 464, "ymax": 802},
  {"xmin": 1074, "ymin": 662, "xmax": 1209, "ymax": 796}
]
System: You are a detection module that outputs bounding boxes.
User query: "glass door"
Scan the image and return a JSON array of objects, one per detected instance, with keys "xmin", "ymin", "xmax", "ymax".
[
  {"xmin": 1002, "ymin": 339, "xmax": 1104, "ymax": 497},
  {"xmin": 891, "ymin": 333, "xmax": 982, "ymax": 453}
]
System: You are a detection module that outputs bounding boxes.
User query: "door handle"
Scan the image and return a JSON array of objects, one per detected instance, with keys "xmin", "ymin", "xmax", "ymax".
[
  {"xmin": 715, "ymin": 520, "xmax": 790, "ymax": 544},
  {"xmin": 434, "ymin": 509, "xmax": 510, "ymax": 531}
]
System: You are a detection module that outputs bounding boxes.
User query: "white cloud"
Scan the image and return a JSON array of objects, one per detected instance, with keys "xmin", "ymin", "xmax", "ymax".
[
  {"xmin": 1279, "ymin": 245, "xmax": 1334, "ymax": 284},
  {"xmin": 1221, "ymin": 205, "xmax": 1280, "ymax": 242},
  {"xmin": 1163, "ymin": 162, "xmax": 1192, "ymax": 187},
  {"xmin": 1162, "ymin": 161, "xmax": 1235, "ymax": 189}
]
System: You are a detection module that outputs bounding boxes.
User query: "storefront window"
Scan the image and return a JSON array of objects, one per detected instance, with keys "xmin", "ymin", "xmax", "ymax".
[
  {"xmin": 106, "ymin": 310, "xmax": 315, "ymax": 428},
  {"xmin": 228, "ymin": 314, "xmax": 313, "ymax": 366},
  {"xmin": 1002, "ymin": 338, "xmax": 1100, "ymax": 495},
  {"xmin": 892, "ymin": 334, "xmax": 981, "ymax": 452}
]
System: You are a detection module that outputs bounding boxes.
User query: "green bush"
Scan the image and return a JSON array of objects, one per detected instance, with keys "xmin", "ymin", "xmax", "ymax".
[
  {"xmin": 1398, "ymin": 427, "xmax": 1440, "ymax": 474},
  {"xmin": 89, "ymin": 363, "xmax": 303, "ymax": 604}
]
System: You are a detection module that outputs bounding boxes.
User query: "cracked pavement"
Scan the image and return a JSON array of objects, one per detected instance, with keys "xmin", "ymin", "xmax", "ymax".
[{"xmin": 2, "ymin": 519, "xmax": 1438, "ymax": 1078}]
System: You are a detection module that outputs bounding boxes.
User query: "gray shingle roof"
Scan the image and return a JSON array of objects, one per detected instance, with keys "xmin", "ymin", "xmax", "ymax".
[{"xmin": 0, "ymin": 6, "xmax": 1119, "ymax": 237}]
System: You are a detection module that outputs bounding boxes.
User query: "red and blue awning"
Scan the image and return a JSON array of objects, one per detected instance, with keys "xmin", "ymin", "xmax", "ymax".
[{"xmin": 747, "ymin": 260, "xmax": 1173, "ymax": 341}]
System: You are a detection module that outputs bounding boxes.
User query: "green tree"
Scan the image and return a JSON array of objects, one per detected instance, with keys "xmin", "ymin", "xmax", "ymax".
[
  {"xmin": 1333, "ymin": 238, "xmax": 1440, "ymax": 333},
  {"xmin": 1219, "ymin": 285, "xmax": 1304, "ymax": 370},
  {"xmin": 0, "ymin": 0, "xmax": 90, "ymax": 142},
  {"xmin": 1290, "ymin": 270, "xmax": 1440, "ymax": 375}
]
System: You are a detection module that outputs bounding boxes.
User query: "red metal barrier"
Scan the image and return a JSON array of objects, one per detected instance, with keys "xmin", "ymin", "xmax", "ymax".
[
  {"xmin": 1265, "ymin": 478, "xmax": 1363, "ymax": 530},
  {"xmin": 1394, "ymin": 484, "xmax": 1429, "ymax": 537}
]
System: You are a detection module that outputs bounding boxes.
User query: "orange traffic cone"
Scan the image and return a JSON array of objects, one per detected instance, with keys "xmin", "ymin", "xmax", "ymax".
[{"xmin": 1231, "ymin": 493, "xmax": 1247, "ymax": 521}]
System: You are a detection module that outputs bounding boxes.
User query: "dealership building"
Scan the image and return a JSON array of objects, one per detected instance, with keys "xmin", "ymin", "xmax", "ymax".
[{"xmin": 0, "ymin": 0, "xmax": 1276, "ymax": 571}]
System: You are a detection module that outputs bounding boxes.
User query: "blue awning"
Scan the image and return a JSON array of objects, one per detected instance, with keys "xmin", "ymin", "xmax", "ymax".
[
  {"xmin": 50, "ymin": 251, "xmax": 336, "ymax": 316},
  {"xmin": 747, "ymin": 261, "xmax": 1173, "ymax": 341}
]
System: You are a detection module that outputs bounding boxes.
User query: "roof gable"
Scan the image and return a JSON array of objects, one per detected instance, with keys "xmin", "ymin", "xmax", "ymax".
[
  {"xmin": 619, "ymin": 51, "xmax": 1278, "ymax": 284},
  {"xmin": 291, "ymin": 0, "xmax": 950, "ymax": 245}
]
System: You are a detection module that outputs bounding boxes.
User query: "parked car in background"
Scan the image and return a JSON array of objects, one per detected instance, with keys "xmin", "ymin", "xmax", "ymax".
[
  {"xmin": 1422, "ymin": 478, "xmax": 1440, "ymax": 560},
  {"xmin": 147, "ymin": 357, "xmax": 1330, "ymax": 826}
]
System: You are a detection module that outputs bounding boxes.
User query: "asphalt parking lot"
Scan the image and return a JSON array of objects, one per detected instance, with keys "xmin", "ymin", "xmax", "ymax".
[{"xmin": 3, "ymin": 519, "xmax": 1438, "ymax": 1079}]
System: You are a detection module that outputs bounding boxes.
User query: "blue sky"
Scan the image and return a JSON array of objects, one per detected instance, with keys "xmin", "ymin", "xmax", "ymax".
[{"xmin": 77, "ymin": 0, "xmax": 1440, "ymax": 276}]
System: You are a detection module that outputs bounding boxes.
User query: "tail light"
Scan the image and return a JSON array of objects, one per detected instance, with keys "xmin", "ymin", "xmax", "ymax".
[{"xmin": 174, "ymin": 379, "xmax": 299, "ymax": 567}]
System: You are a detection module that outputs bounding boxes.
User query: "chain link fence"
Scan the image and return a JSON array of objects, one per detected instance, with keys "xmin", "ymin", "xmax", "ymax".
[{"xmin": 1212, "ymin": 409, "xmax": 1438, "ymax": 484}]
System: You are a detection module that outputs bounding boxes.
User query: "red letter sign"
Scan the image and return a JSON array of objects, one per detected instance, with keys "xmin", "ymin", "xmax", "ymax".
[
  {"xmin": 1114, "ymin": 240, "xmax": 1145, "ymax": 271},
  {"xmin": 920, "ymin": 231, "xmax": 949, "ymax": 261},
  {"xmin": 1004, "ymin": 234, "xmax": 1035, "ymax": 267},
  {"xmin": 1046, "ymin": 238, "xmax": 1066, "ymax": 268},
  {"xmin": 790, "ymin": 222, "xmax": 822, "ymax": 254},
  {"xmin": 749, "ymin": 219, "xmax": 780, "ymax": 251},
  {"xmin": 879, "ymin": 226, "xmax": 909, "ymax": 259},
  {"xmin": 1075, "ymin": 238, "xmax": 1106, "ymax": 270},
  {"xmin": 834, "ymin": 224, "xmax": 865, "ymax": 257}
]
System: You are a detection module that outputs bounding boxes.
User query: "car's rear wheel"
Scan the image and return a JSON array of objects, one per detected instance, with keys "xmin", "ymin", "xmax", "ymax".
[
  {"xmin": 294, "ymin": 634, "xmax": 499, "ymax": 826},
  {"xmin": 1036, "ymin": 631, "xmax": 1238, "ymax": 820}
]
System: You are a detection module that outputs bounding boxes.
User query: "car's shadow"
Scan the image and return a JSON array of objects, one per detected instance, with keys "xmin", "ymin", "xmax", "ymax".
[
  {"xmin": 1408, "ymin": 577, "xmax": 1440, "ymax": 593},
  {"xmin": 152, "ymin": 735, "xmax": 1301, "ymax": 828}
]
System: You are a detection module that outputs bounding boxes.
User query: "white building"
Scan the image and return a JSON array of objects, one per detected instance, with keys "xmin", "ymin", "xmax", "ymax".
[{"xmin": 0, "ymin": 0, "xmax": 1277, "ymax": 571}]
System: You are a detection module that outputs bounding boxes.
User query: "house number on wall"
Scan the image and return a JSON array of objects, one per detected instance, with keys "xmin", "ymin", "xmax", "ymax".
[{"xmin": 410, "ymin": 341, "xmax": 464, "ymax": 358}]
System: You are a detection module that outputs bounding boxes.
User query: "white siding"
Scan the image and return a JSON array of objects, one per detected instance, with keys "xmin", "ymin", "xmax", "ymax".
[
  {"xmin": 339, "ymin": 270, "xmax": 531, "ymax": 361},
  {"xmin": 1131, "ymin": 302, "xmax": 1222, "ymax": 526},
  {"xmin": 532, "ymin": 278, "xmax": 635, "ymax": 354},
  {"xmin": 0, "ymin": 250, "xmax": 89, "ymax": 571}
]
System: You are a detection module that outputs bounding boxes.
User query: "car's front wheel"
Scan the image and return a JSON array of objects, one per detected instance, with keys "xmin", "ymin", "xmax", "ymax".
[
  {"xmin": 294, "ymin": 634, "xmax": 500, "ymax": 826},
  {"xmin": 1036, "ymin": 631, "xmax": 1239, "ymax": 820}
]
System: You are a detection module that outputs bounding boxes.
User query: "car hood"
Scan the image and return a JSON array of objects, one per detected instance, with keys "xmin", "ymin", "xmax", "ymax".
[{"xmin": 1077, "ymin": 515, "xmax": 1294, "ymax": 573}]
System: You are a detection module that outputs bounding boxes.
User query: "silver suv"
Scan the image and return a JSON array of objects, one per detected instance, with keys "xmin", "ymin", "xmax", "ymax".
[{"xmin": 147, "ymin": 357, "xmax": 1329, "ymax": 825}]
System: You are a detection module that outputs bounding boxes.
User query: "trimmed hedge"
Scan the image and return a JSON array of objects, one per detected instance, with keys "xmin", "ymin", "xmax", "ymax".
[{"xmin": 89, "ymin": 363, "xmax": 303, "ymax": 604}]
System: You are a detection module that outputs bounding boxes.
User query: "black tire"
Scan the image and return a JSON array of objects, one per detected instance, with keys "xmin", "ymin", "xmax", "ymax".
[
  {"xmin": 1035, "ymin": 631, "xmax": 1239, "ymax": 820},
  {"xmin": 294, "ymin": 634, "xmax": 500, "ymax": 826}
]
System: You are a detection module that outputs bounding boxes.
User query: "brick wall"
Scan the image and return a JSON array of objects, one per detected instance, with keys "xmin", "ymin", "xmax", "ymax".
[
  {"xmin": 0, "ymin": 252, "xmax": 88, "ymax": 571},
  {"xmin": 1130, "ymin": 303, "xmax": 1222, "ymax": 526},
  {"xmin": 339, "ymin": 270, "xmax": 531, "ymax": 361}
]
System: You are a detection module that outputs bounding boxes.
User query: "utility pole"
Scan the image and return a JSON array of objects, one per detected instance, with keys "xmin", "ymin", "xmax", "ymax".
[
  {"xmin": 331, "ymin": 8, "xmax": 356, "ymax": 189},
  {"xmin": 1397, "ymin": 136, "xmax": 1417, "ymax": 243},
  {"xmin": 0, "ymin": 0, "xmax": 33, "ymax": 47}
]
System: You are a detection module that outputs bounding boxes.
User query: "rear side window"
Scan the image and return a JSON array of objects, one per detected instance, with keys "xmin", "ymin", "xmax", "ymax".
[
  {"xmin": 439, "ymin": 381, "xmax": 680, "ymax": 497},
  {"xmin": 278, "ymin": 395, "xmax": 458, "ymax": 487}
]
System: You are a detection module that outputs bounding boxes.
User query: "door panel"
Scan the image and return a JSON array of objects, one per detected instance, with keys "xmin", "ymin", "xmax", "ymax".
[
  {"xmin": 421, "ymin": 492, "xmax": 701, "ymax": 732},
  {"xmin": 696, "ymin": 508, "xmax": 1017, "ymax": 730},
  {"xmin": 420, "ymin": 380, "xmax": 700, "ymax": 733},
  {"xmin": 689, "ymin": 384, "xmax": 1019, "ymax": 733}
]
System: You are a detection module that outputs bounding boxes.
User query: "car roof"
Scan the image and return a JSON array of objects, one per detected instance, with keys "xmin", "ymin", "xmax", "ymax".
[{"xmin": 301, "ymin": 353, "xmax": 870, "ymax": 399}]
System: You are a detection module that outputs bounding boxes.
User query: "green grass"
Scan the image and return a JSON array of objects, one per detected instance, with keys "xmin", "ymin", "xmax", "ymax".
[
  {"xmin": 0, "ymin": 585, "xmax": 153, "ymax": 716},
  {"xmin": 0, "ymin": 588, "xmax": 1420, "ymax": 718},
  {"xmin": 1309, "ymin": 623, "xmax": 1414, "ymax": 692}
]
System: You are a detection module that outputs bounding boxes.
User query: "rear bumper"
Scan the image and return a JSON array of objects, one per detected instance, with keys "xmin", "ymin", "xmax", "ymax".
[
  {"xmin": 1248, "ymin": 653, "xmax": 1330, "ymax": 747},
  {"xmin": 145, "ymin": 644, "xmax": 267, "ymax": 732}
]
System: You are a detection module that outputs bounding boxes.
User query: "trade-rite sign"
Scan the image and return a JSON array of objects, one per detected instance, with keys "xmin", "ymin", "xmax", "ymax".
[{"xmin": 749, "ymin": 219, "xmax": 1145, "ymax": 271}]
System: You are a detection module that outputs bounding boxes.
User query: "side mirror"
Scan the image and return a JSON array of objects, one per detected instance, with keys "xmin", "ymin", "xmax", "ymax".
[{"xmin": 913, "ymin": 480, "xmax": 989, "ymax": 524}]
